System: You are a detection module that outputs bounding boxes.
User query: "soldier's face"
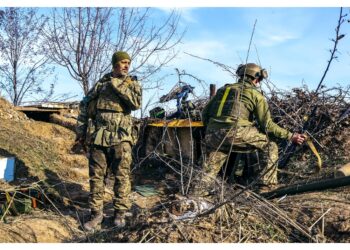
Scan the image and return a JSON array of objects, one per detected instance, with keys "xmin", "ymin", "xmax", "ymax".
[
  {"xmin": 114, "ymin": 59, "xmax": 131, "ymax": 77},
  {"xmin": 253, "ymin": 78, "xmax": 261, "ymax": 87}
]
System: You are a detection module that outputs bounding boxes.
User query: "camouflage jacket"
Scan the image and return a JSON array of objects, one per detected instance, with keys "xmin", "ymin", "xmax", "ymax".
[
  {"xmin": 76, "ymin": 72, "xmax": 142, "ymax": 146},
  {"xmin": 202, "ymin": 79, "xmax": 292, "ymax": 140}
]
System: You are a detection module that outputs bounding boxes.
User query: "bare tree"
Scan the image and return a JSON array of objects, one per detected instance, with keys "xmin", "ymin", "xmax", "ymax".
[
  {"xmin": 44, "ymin": 8, "xmax": 114, "ymax": 95},
  {"xmin": 44, "ymin": 7, "xmax": 184, "ymax": 96},
  {"xmin": 0, "ymin": 8, "xmax": 54, "ymax": 106},
  {"xmin": 114, "ymin": 8, "xmax": 184, "ymax": 85}
]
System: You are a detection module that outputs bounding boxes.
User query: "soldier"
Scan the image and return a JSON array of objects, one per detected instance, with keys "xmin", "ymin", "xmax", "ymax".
[
  {"xmin": 196, "ymin": 63, "xmax": 305, "ymax": 194},
  {"xmin": 75, "ymin": 51, "xmax": 142, "ymax": 231}
]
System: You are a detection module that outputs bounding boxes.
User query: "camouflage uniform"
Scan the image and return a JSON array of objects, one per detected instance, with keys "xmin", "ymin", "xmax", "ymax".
[
  {"xmin": 76, "ymin": 72, "xmax": 141, "ymax": 214},
  {"xmin": 200, "ymin": 78, "xmax": 292, "ymax": 187}
]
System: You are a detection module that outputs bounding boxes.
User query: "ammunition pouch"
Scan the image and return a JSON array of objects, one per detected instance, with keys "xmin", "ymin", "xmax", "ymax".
[{"xmin": 93, "ymin": 112, "xmax": 134, "ymax": 146}]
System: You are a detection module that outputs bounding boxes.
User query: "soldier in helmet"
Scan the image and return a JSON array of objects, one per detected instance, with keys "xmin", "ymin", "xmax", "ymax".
[
  {"xmin": 194, "ymin": 63, "xmax": 305, "ymax": 194},
  {"xmin": 75, "ymin": 51, "xmax": 142, "ymax": 231}
]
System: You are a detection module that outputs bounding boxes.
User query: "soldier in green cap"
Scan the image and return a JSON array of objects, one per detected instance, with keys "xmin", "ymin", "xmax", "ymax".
[
  {"xmin": 76, "ymin": 51, "xmax": 142, "ymax": 231},
  {"xmin": 194, "ymin": 63, "xmax": 305, "ymax": 194}
]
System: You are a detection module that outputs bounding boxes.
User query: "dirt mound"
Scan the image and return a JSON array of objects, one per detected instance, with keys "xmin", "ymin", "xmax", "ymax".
[
  {"xmin": 0, "ymin": 97, "xmax": 89, "ymax": 242},
  {"xmin": 0, "ymin": 97, "xmax": 86, "ymax": 180},
  {"xmin": 0, "ymin": 97, "xmax": 29, "ymax": 121},
  {"xmin": 50, "ymin": 113, "xmax": 77, "ymax": 131},
  {"xmin": 282, "ymin": 190, "xmax": 350, "ymax": 242},
  {"xmin": 0, "ymin": 117, "xmax": 87, "ymax": 183},
  {"xmin": 0, "ymin": 210, "xmax": 83, "ymax": 242}
]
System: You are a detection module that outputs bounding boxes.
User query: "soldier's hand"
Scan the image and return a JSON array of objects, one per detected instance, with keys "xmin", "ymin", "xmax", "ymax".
[{"xmin": 291, "ymin": 133, "xmax": 306, "ymax": 145}]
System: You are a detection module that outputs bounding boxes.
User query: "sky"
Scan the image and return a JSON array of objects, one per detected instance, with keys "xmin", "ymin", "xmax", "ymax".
[{"xmin": 1, "ymin": 1, "xmax": 350, "ymax": 117}]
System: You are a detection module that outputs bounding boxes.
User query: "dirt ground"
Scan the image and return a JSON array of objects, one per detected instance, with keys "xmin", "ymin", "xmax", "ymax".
[{"xmin": 0, "ymin": 97, "xmax": 349, "ymax": 243}]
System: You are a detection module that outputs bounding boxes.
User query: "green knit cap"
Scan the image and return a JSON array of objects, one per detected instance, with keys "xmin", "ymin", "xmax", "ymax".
[{"xmin": 111, "ymin": 51, "xmax": 131, "ymax": 66}]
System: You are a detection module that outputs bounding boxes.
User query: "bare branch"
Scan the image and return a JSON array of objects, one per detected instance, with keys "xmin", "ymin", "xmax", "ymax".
[
  {"xmin": 44, "ymin": 8, "xmax": 113, "ymax": 95},
  {"xmin": 0, "ymin": 8, "xmax": 54, "ymax": 105}
]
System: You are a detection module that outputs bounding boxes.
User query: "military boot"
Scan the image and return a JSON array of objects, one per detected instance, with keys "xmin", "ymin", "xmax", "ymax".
[
  {"xmin": 83, "ymin": 211, "xmax": 103, "ymax": 232},
  {"xmin": 113, "ymin": 210, "xmax": 129, "ymax": 229},
  {"xmin": 189, "ymin": 180, "xmax": 212, "ymax": 197},
  {"xmin": 189, "ymin": 185, "xmax": 210, "ymax": 197}
]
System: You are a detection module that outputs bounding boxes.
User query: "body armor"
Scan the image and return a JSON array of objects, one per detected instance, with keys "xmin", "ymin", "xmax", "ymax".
[{"xmin": 206, "ymin": 83, "xmax": 251, "ymax": 126}]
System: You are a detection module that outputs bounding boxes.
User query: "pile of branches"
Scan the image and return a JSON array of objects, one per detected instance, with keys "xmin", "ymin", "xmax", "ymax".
[
  {"xmin": 268, "ymin": 85, "xmax": 350, "ymax": 162},
  {"xmin": 83, "ymin": 185, "xmax": 320, "ymax": 243}
]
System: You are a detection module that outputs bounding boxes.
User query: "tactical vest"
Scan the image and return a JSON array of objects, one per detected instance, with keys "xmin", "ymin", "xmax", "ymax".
[
  {"xmin": 210, "ymin": 84, "xmax": 250, "ymax": 121},
  {"xmin": 96, "ymin": 77, "xmax": 131, "ymax": 114}
]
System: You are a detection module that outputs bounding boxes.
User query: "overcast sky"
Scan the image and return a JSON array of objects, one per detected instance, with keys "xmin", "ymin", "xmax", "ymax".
[{"xmin": 1, "ymin": 1, "xmax": 349, "ymax": 116}]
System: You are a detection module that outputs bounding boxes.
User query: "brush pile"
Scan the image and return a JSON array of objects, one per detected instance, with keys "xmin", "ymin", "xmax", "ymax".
[{"xmin": 268, "ymin": 85, "xmax": 350, "ymax": 162}]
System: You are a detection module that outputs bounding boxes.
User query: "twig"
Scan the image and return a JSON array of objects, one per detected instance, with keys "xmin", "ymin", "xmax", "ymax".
[
  {"xmin": 308, "ymin": 208, "xmax": 332, "ymax": 232},
  {"xmin": 184, "ymin": 52, "xmax": 236, "ymax": 77},
  {"xmin": 139, "ymin": 230, "xmax": 151, "ymax": 243},
  {"xmin": 174, "ymin": 131, "xmax": 185, "ymax": 195},
  {"xmin": 317, "ymin": 7, "xmax": 346, "ymax": 93},
  {"xmin": 0, "ymin": 191, "xmax": 17, "ymax": 221},
  {"xmin": 321, "ymin": 205, "xmax": 325, "ymax": 238},
  {"xmin": 244, "ymin": 19, "xmax": 257, "ymax": 64},
  {"xmin": 36, "ymin": 184, "xmax": 77, "ymax": 236},
  {"xmin": 159, "ymin": 201, "xmax": 189, "ymax": 243}
]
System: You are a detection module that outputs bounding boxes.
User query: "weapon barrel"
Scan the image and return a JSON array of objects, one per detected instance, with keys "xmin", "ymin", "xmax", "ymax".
[
  {"xmin": 279, "ymin": 105, "xmax": 318, "ymax": 168},
  {"xmin": 210, "ymin": 84, "xmax": 216, "ymax": 99},
  {"xmin": 262, "ymin": 175, "xmax": 350, "ymax": 199}
]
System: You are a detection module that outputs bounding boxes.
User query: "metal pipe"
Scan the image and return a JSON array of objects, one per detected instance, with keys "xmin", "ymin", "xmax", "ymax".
[
  {"xmin": 262, "ymin": 175, "xmax": 350, "ymax": 199},
  {"xmin": 209, "ymin": 84, "xmax": 216, "ymax": 99}
]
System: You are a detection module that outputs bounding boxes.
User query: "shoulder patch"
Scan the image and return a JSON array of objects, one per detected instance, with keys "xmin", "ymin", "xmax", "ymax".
[{"xmin": 130, "ymin": 75, "xmax": 138, "ymax": 81}]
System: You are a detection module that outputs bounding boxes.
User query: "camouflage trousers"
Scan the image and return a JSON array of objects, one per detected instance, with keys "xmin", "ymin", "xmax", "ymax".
[
  {"xmin": 88, "ymin": 141, "xmax": 132, "ymax": 213},
  {"xmin": 201, "ymin": 126, "xmax": 279, "ymax": 187}
]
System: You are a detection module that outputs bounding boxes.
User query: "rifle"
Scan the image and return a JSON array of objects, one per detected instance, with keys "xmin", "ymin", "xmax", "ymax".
[{"xmin": 278, "ymin": 106, "xmax": 323, "ymax": 170}]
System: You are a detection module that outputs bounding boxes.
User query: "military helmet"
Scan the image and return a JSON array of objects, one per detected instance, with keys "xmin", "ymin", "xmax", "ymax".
[{"xmin": 236, "ymin": 63, "xmax": 268, "ymax": 81}]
